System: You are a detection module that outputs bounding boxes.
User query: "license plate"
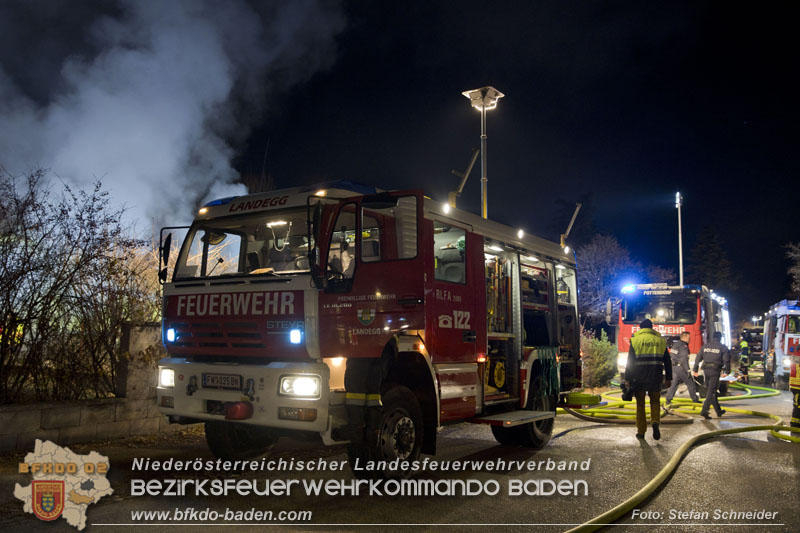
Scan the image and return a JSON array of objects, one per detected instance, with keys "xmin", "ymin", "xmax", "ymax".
[{"xmin": 202, "ymin": 373, "xmax": 242, "ymax": 390}]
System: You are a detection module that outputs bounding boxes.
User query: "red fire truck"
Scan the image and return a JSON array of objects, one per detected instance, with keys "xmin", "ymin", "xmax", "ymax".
[
  {"xmin": 763, "ymin": 299, "xmax": 800, "ymax": 390},
  {"xmin": 156, "ymin": 182, "xmax": 580, "ymax": 473},
  {"xmin": 615, "ymin": 283, "xmax": 731, "ymax": 372}
]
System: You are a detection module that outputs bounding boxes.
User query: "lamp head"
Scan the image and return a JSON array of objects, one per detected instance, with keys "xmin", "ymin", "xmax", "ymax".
[{"xmin": 462, "ymin": 86, "xmax": 505, "ymax": 111}]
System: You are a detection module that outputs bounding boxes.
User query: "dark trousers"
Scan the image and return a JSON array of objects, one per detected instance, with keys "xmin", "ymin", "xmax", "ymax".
[
  {"xmin": 634, "ymin": 384, "xmax": 662, "ymax": 434},
  {"xmin": 791, "ymin": 389, "xmax": 799, "ymax": 428},
  {"xmin": 343, "ymin": 357, "xmax": 386, "ymax": 442},
  {"xmin": 701, "ymin": 371, "xmax": 724, "ymax": 416},
  {"xmin": 665, "ymin": 366, "xmax": 698, "ymax": 403}
]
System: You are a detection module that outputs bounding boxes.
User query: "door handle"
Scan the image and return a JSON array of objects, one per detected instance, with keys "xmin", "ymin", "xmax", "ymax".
[
  {"xmin": 463, "ymin": 330, "xmax": 477, "ymax": 343},
  {"xmin": 398, "ymin": 296, "xmax": 423, "ymax": 307}
]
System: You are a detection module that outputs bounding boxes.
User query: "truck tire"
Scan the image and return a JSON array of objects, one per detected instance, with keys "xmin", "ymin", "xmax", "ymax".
[
  {"xmin": 204, "ymin": 421, "xmax": 276, "ymax": 461},
  {"xmin": 347, "ymin": 385, "xmax": 423, "ymax": 479},
  {"xmin": 490, "ymin": 424, "xmax": 519, "ymax": 445},
  {"xmin": 517, "ymin": 377, "xmax": 557, "ymax": 450}
]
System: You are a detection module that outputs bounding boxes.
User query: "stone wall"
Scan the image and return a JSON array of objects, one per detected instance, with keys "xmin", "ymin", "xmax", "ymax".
[{"xmin": 0, "ymin": 323, "xmax": 195, "ymax": 453}]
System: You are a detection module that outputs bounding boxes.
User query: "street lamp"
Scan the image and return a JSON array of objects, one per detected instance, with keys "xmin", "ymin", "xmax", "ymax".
[
  {"xmin": 462, "ymin": 86, "xmax": 504, "ymax": 219},
  {"xmin": 675, "ymin": 192, "xmax": 683, "ymax": 287}
]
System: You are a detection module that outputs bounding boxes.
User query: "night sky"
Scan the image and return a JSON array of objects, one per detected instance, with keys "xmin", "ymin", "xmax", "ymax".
[
  {"xmin": 241, "ymin": 1, "xmax": 799, "ymax": 320},
  {"xmin": 1, "ymin": 1, "xmax": 797, "ymax": 321}
]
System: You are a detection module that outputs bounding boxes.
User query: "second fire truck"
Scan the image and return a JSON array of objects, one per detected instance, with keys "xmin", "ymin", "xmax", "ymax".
[
  {"xmin": 614, "ymin": 283, "xmax": 732, "ymax": 372},
  {"xmin": 156, "ymin": 182, "xmax": 581, "ymax": 475}
]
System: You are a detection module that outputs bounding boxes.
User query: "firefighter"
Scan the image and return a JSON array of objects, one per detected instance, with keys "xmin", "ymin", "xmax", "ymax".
[
  {"xmin": 665, "ymin": 331, "xmax": 699, "ymax": 405},
  {"xmin": 693, "ymin": 331, "xmax": 731, "ymax": 419},
  {"xmin": 337, "ymin": 347, "xmax": 392, "ymax": 446},
  {"xmin": 738, "ymin": 338, "xmax": 750, "ymax": 385},
  {"xmin": 624, "ymin": 319, "xmax": 672, "ymax": 440}
]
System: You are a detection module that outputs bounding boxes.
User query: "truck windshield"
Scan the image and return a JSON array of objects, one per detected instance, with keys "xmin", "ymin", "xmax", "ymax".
[
  {"xmin": 621, "ymin": 296, "xmax": 698, "ymax": 325},
  {"xmin": 174, "ymin": 208, "xmax": 312, "ymax": 279}
]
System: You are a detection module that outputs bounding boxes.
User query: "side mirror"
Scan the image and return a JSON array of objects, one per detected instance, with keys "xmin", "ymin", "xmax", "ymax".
[
  {"xmin": 159, "ymin": 232, "xmax": 172, "ymax": 284},
  {"xmin": 309, "ymin": 202, "xmax": 325, "ymax": 289}
]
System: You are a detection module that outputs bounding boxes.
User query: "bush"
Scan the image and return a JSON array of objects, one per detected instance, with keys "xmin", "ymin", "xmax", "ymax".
[
  {"xmin": 580, "ymin": 329, "xmax": 617, "ymax": 388},
  {"xmin": 0, "ymin": 169, "xmax": 160, "ymax": 403}
]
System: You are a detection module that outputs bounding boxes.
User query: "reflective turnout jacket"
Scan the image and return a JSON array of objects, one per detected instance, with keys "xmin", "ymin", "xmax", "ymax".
[{"xmin": 625, "ymin": 327, "xmax": 672, "ymax": 387}]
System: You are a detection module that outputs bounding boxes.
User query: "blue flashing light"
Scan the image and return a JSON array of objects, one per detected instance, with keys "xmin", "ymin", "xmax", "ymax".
[
  {"xmin": 166, "ymin": 328, "xmax": 176, "ymax": 342},
  {"xmin": 289, "ymin": 329, "xmax": 303, "ymax": 344},
  {"xmin": 203, "ymin": 196, "xmax": 238, "ymax": 207},
  {"xmin": 621, "ymin": 284, "xmax": 636, "ymax": 294}
]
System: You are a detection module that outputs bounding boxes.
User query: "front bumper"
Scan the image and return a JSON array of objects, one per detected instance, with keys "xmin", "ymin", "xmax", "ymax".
[{"xmin": 156, "ymin": 357, "xmax": 331, "ymax": 433}]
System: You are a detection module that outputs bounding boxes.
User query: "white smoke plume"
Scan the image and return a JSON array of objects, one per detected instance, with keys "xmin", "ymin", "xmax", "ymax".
[{"xmin": 0, "ymin": 0, "xmax": 345, "ymax": 228}]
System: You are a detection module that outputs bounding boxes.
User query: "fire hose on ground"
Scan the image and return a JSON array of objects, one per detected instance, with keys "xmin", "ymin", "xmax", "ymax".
[{"xmin": 555, "ymin": 381, "xmax": 799, "ymax": 533}]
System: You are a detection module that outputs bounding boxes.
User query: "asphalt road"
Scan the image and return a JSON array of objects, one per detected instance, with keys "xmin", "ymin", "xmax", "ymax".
[{"xmin": 0, "ymin": 387, "xmax": 797, "ymax": 533}]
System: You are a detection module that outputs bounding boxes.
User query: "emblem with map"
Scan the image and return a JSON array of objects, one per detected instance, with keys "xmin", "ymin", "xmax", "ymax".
[{"xmin": 14, "ymin": 440, "xmax": 113, "ymax": 530}]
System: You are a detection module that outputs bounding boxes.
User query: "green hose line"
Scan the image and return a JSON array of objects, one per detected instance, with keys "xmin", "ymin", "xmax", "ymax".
[
  {"xmin": 563, "ymin": 424, "xmax": 800, "ymax": 533},
  {"xmin": 561, "ymin": 381, "xmax": 799, "ymax": 533}
]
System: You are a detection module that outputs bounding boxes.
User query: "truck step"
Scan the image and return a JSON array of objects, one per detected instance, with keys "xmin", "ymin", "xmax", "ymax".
[{"xmin": 468, "ymin": 410, "xmax": 555, "ymax": 427}]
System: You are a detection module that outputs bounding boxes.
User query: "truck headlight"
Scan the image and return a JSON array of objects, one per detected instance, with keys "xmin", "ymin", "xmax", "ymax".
[
  {"xmin": 159, "ymin": 368, "xmax": 175, "ymax": 388},
  {"xmin": 617, "ymin": 353, "xmax": 627, "ymax": 369},
  {"xmin": 783, "ymin": 356, "xmax": 792, "ymax": 368},
  {"xmin": 279, "ymin": 375, "xmax": 320, "ymax": 399},
  {"xmin": 166, "ymin": 328, "xmax": 176, "ymax": 342}
]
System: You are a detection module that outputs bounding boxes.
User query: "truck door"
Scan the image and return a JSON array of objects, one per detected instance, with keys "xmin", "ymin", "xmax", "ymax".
[
  {"xmin": 318, "ymin": 192, "xmax": 425, "ymax": 358},
  {"xmin": 427, "ymin": 220, "xmax": 484, "ymax": 420}
]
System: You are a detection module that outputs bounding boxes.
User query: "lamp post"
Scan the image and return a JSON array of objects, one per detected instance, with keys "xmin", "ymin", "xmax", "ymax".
[
  {"xmin": 676, "ymin": 192, "xmax": 683, "ymax": 287},
  {"xmin": 462, "ymin": 86, "xmax": 504, "ymax": 219}
]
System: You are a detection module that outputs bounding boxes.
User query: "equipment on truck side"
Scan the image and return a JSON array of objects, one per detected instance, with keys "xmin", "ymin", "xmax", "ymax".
[{"xmin": 156, "ymin": 181, "xmax": 582, "ymax": 477}]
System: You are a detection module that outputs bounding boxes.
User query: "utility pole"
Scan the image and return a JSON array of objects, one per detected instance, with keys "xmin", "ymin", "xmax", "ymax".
[{"xmin": 676, "ymin": 192, "xmax": 684, "ymax": 287}]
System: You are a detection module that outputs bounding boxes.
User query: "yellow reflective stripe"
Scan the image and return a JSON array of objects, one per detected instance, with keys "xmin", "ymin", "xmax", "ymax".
[
  {"xmin": 345, "ymin": 392, "xmax": 367, "ymax": 405},
  {"xmin": 366, "ymin": 394, "xmax": 381, "ymax": 401}
]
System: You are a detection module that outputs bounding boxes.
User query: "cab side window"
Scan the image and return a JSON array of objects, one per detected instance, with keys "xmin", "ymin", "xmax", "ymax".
[
  {"xmin": 360, "ymin": 195, "xmax": 418, "ymax": 262},
  {"xmin": 433, "ymin": 222, "xmax": 466, "ymax": 284}
]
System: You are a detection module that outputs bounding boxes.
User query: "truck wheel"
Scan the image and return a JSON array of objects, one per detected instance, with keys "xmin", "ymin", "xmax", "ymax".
[
  {"xmin": 490, "ymin": 424, "xmax": 519, "ymax": 445},
  {"xmin": 204, "ymin": 421, "xmax": 276, "ymax": 461},
  {"xmin": 347, "ymin": 385, "xmax": 423, "ymax": 479},
  {"xmin": 517, "ymin": 379, "xmax": 556, "ymax": 450}
]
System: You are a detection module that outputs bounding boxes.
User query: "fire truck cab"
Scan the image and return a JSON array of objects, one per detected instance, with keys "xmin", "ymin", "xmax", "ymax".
[
  {"xmin": 763, "ymin": 300, "xmax": 800, "ymax": 390},
  {"xmin": 615, "ymin": 283, "xmax": 731, "ymax": 373},
  {"xmin": 156, "ymin": 182, "xmax": 580, "ymax": 472}
]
